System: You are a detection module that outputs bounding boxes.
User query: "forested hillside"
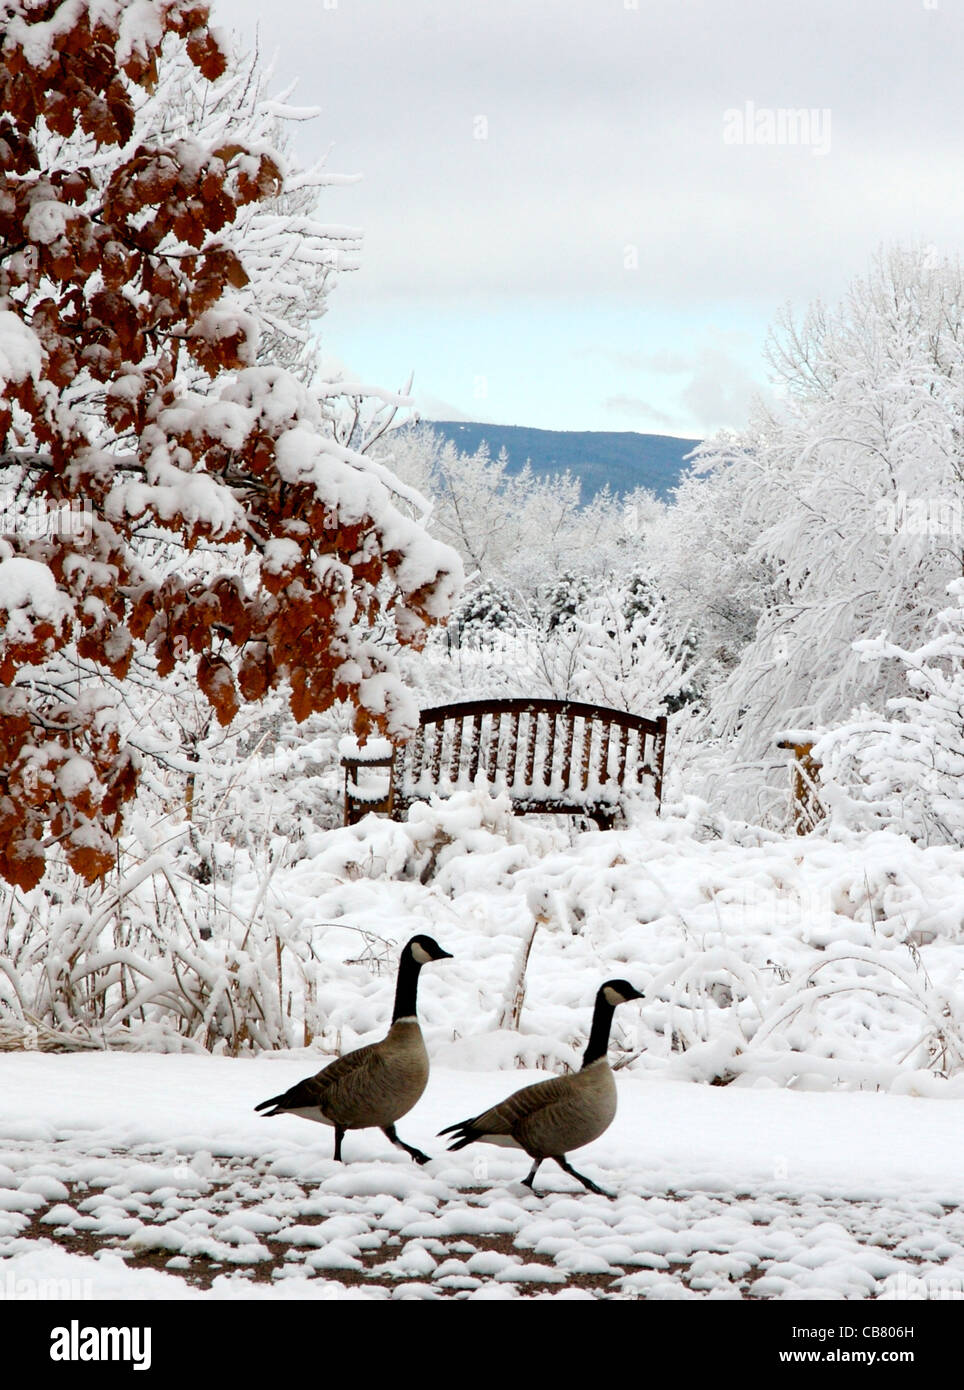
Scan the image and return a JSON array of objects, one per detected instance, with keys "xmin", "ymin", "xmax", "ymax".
[{"xmin": 425, "ymin": 421, "xmax": 700, "ymax": 500}]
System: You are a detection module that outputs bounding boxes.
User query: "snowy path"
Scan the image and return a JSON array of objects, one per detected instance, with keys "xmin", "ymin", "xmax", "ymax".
[{"xmin": 1, "ymin": 1055, "xmax": 962, "ymax": 1300}]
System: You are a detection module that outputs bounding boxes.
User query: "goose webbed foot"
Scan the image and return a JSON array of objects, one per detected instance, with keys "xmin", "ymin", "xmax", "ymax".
[
  {"xmin": 554, "ymin": 1155, "xmax": 614, "ymax": 1198},
  {"xmin": 383, "ymin": 1125, "xmax": 431, "ymax": 1165}
]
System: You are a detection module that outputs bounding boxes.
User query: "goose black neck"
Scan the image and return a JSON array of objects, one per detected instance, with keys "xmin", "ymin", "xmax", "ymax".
[
  {"xmin": 582, "ymin": 993, "xmax": 616, "ymax": 1068},
  {"xmin": 392, "ymin": 950, "xmax": 423, "ymax": 1022}
]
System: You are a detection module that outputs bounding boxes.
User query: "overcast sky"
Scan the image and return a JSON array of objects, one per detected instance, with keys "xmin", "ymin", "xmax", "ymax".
[{"xmin": 221, "ymin": 0, "xmax": 964, "ymax": 437}]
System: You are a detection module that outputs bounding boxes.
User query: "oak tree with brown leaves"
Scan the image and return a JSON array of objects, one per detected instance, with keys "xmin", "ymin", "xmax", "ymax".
[{"xmin": 0, "ymin": 0, "xmax": 461, "ymax": 890}]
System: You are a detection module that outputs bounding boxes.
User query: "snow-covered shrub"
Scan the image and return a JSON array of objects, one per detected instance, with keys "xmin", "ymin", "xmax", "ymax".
[
  {"xmin": 4, "ymin": 781, "xmax": 963, "ymax": 1086},
  {"xmin": 814, "ymin": 579, "xmax": 964, "ymax": 845},
  {"xmin": 394, "ymin": 568, "xmax": 698, "ymax": 740},
  {"xmin": 447, "ymin": 581, "xmax": 522, "ymax": 642}
]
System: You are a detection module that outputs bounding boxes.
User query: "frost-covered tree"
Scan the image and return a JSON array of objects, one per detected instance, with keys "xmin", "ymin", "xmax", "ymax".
[
  {"xmin": 653, "ymin": 444, "xmax": 773, "ymax": 680},
  {"xmin": 380, "ymin": 425, "xmax": 693, "ymax": 717},
  {"xmin": 448, "ymin": 579, "xmax": 520, "ymax": 636},
  {"xmin": 526, "ymin": 578, "xmax": 697, "ymax": 714},
  {"xmin": 403, "ymin": 564, "xmax": 696, "ymax": 726},
  {"xmin": 676, "ymin": 246, "xmax": 964, "ymax": 768},
  {"xmin": 30, "ymin": 27, "xmax": 362, "ymax": 391},
  {"xmin": 384, "ymin": 423, "xmax": 631, "ymax": 596},
  {"xmin": 0, "ymin": 0, "xmax": 461, "ymax": 888}
]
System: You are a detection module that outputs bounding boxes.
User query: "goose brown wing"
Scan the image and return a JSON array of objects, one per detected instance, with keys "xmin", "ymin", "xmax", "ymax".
[
  {"xmin": 256, "ymin": 1040, "xmax": 383, "ymax": 1118},
  {"xmin": 441, "ymin": 1074, "xmax": 577, "ymax": 1150},
  {"xmin": 473, "ymin": 1074, "xmax": 575, "ymax": 1135},
  {"xmin": 441, "ymin": 1067, "xmax": 615, "ymax": 1157},
  {"xmin": 304, "ymin": 1036, "xmax": 429, "ymax": 1128},
  {"xmin": 513, "ymin": 1072, "xmax": 615, "ymax": 1156}
]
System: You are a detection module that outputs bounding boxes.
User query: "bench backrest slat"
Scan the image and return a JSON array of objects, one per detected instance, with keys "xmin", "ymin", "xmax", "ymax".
[
  {"xmin": 617, "ymin": 723, "xmax": 629, "ymax": 782},
  {"xmin": 505, "ymin": 711, "xmax": 521, "ymax": 786},
  {"xmin": 580, "ymin": 716, "xmax": 593, "ymax": 790},
  {"xmin": 343, "ymin": 697, "xmax": 666, "ymax": 826},
  {"xmin": 429, "ymin": 719, "xmax": 444, "ymax": 783},
  {"xmin": 543, "ymin": 711, "xmax": 557, "ymax": 787},
  {"xmin": 486, "ymin": 712, "xmax": 502, "ymax": 781},
  {"xmin": 467, "ymin": 713, "xmax": 483, "ymax": 781},
  {"xmin": 450, "ymin": 715, "xmax": 464, "ymax": 781},
  {"xmin": 598, "ymin": 719, "xmax": 612, "ymax": 785},
  {"xmin": 523, "ymin": 711, "xmax": 538, "ymax": 785},
  {"xmin": 560, "ymin": 715, "xmax": 576, "ymax": 787},
  {"xmin": 411, "ymin": 725, "xmax": 425, "ymax": 781}
]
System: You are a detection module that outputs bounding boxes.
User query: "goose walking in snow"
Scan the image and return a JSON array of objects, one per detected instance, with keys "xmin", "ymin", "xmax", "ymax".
[
  {"xmin": 439, "ymin": 979, "xmax": 643, "ymax": 1196},
  {"xmin": 255, "ymin": 935, "xmax": 452, "ymax": 1164}
]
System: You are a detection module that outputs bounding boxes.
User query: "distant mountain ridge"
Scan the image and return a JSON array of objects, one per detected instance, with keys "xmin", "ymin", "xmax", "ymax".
[{"xmin": 424, "ymin": 420, "xmax": 701, "ymax": 501}]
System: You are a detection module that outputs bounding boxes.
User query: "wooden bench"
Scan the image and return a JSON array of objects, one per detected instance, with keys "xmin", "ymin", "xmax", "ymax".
[{"xmin": 341, "ymin": 698, "xmax": 667, "ymax": 829}]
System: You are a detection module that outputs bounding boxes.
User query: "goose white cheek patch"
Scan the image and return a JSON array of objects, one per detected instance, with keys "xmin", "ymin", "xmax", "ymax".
[{"xmin": 411, "ymin": 943, "xmax": 432, "ymax": 965}]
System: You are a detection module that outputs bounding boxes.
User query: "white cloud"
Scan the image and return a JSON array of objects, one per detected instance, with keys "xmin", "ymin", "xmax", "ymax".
[
  {"xmin": 219, "ymin": 0, "xmax": 964, "ymax": 430},
  {"xmin": 603, "ymin": 395, "xmax": 680, "ymax": 431}
]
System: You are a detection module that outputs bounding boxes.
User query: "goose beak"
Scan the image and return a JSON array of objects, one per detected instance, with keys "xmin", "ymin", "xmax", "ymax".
[{"xmin": 433, "ymin": 947, "xmax": 454, "ymax": 961}]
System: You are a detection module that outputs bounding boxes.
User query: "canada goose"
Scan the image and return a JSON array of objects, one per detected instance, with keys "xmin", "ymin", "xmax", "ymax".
[
  {"xmin": 255, "ymin": 934, "xmax": 452, "ymax": 1164},
  {"xmin": 439, "ymin": 978, "xmax": 643, "ymax": 1196}
]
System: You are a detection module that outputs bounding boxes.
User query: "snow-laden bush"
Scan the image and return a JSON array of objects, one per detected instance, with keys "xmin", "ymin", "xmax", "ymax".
[
  {"xmin": 814, "ymin": 579, "xmax": 964, "ymax": 846},
  {"xmin": 0, "ymin": 679, "xmax": 356, "ymax": 1053},
  {"xmin": 3, "ymin": 786, "xmax": 963, "ymax": 1088},
  {"xmin": 394, "ymin": 568, "xmax": 699, "ymax": 733}
]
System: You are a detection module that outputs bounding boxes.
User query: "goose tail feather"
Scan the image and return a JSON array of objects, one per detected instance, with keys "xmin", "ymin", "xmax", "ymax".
[{"xmin": 438, "ymin": 1117, "xmax": 479, "ymax": 1150}]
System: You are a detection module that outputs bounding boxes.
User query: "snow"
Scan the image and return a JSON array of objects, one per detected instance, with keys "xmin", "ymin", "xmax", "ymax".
[
  {"xmin": 0, "ymin": 310, "xmax": 44, "ymax": 384},
  {"xmin": 0, "ymin": 556, "xmax": 71, "ymax": 634},
  {"xmin": 1, "ymin": 1053, "xmax": 962, "ymax": 1300},
  {"xmin": 221, "ymin": 367, "xmax": 316, "ymax": 431},
  {"xmin": 3, "ymin": 793, "xmax": 964, "ymax": 1299},
  {"xmin": 114, "ymin": 2, "xmax": 172, "ymax": 69},
  {"xmin": 23, "ymin": 198, "xmax": 69, "ymax": 244},
  {"xmin": 108, "ymin": 435, "xmax": 248, "ymax": 539},
  {"xmin": 357, "ymin": 672, "xmax": 419, "ymax": 739},
  {"xmin": 261, "ymin": 538, "xmax": 303, "ymax": 575},
  {"xmin": 189, "ymin": 305, "xmax": 258, "ymax": 367},
  {"xmin": 56, "ymin": 756, "xmax": 97, "ymax": 800},
  {"xmin": 273, "ymin": 424, "xmax": 322, "ymax": 483},
  {"xmin": 338, "ymin": 734, "xmax": 394, "ymax": 761}
]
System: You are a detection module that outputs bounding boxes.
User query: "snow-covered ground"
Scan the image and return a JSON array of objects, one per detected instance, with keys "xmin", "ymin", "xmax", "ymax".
[
  {"xmin": 2, "ymin": 1052, "xmax": 962, "ymax": 1301},
  {"xmin": 3, "ymin": 793, "xmax": 964, "ymax": 1299}
]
